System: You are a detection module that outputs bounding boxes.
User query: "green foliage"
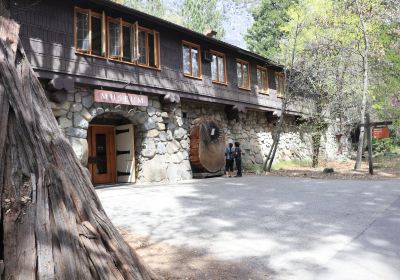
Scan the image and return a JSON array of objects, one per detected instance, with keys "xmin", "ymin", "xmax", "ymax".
[
  {"xmin": 245, "ymin": 0, "xmax": 297, "ymax": 60},
  {"xmin": 272, "ymin": 159, "xmax": 312, "ymax": 170},
  {"xmin": 181, "ymin": 0, "xmax": 224, "ymax": 38},
  {"xmin": 242, "ymin": 163, "xmax": 264, "ymax": 173},
  {"xmin": 372, "ymin": 138, "xmax": 398, "ymax": 155}
]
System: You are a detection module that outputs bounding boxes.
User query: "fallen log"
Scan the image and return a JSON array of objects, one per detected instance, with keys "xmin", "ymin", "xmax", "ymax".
[{"xmin": 0, "ymin": 16, "xmax": 157, "ymax": 280}]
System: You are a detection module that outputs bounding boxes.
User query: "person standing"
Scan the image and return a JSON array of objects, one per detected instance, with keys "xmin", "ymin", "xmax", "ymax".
[
  {"xmin": 224, "ymin": 142, "xmax": 235, "ymax": 177},
  {"xmin": 234, "ymin": 142, "xmax": 243, "ymax": 177}
]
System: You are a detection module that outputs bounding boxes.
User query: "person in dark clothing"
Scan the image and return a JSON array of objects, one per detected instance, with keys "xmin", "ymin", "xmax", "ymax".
[
  {"xmin": 234, "ymin": 142, "xmax": 242, "ymax": 177},
  {"xmin": 224, "ymin": 142, "xmax": 235, "ymax": 177}
]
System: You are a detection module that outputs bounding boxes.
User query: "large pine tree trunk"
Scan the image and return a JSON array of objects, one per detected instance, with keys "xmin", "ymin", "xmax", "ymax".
[{"xmin": 0, "ymin": 16, "xmax": 157, "ymax": 280}]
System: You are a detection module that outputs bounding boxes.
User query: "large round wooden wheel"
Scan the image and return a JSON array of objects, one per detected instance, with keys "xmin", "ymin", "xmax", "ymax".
[{"xmin": 190, "ymin": 118, "xmax": 225, "ymax": 173}]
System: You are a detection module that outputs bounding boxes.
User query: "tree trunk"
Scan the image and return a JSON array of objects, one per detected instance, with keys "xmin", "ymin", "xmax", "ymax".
[
  {"xmin": 312, "ymin": 133, "xmax": 322, "ymax": 167},
  {"xmin": 354, "ymin": 0, "xmax": 369, "ymax": 170},
  {"xmin": 0, "ymin": 16, "xmax": 157, "ymax": 280}
]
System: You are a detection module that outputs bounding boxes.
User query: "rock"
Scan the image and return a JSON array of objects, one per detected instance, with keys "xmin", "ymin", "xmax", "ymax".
[
  {"xmin": 159, "ymin": 131, "xmax": 168, "ymax": 142},
  {"xmin": 152, "ymin": 100, "xmax": 161, "ymax": 109},
  {"xmin": 180, "ymin": 140, "xmax": 188, "ymax": 149},
  {"xmin": 170, "ymin": 153, "xmax": 184, "ymax": 163},
  {"xmin": 156, "ymin": 142, "xmax": 166, "ymax": 154},
  {"xmin": 174, "ymin": 128, "xmax": 186, "ymax": 140},
  {"xmin": 166, "ymin": 163, "xmax": 180, "ymax": 182},
  {"xmin": 53, "ymin": 109, "xmax": 67, "ymax": 117},
  {"xmin": 176, "ymin": 117, "xmax": 183, "ymax": 127},
  {"xmin": 59, "ymin": 117, "xmax": 72, "ymax": 129},
  {"xmin": 75, "ymin": 93, "xmax": 82, "ymax": 103},
  {"xmin": 82, "ymin": 94, "xmax": 94, "ymax": 108},
  {"xmin": 80, "ymin": 108, "xmax": 92, "ymax": 121},
  {"xmin": 65, "ymin": 127, "xmax": 87, "ymax": 139},
  {"xmin": 161, "ymin": 112, "xmax": 169, "ymax": 118},
  {"xmin": 147, "ymin": 106, "xmax": 156, "ymax": 116},
  {"xmin": 67, "ymin": 92, "xmax": 74, "ymax": 102},
  {"xmin": 142, "ymin": 156, "xmax": 167, "ymax": 182},
  {"xmin": 167, "ymin": 130, "xmax": 173, "ymax": 141},
  {"xmin": 96, "ymin": 107, "xmax": 105, "ymax": 115},
  {"xmin": 73, "ymin": 113, "xmax": 89, "ymax": 129},
  {"xmin": 68, "ymin": 137, "xmax": 88, "ymax": 165},
  {"xmin": 146, "ymin": 129, "xmax": 159, "ymax": 138},
  {"xmin": 141, "ymin": 139, "xmax": 156, "ymax": 158},
  {"xmin": 143, "ymin": 118, "xmax": 156, "ymax": 131},
  {"xmin": 157, "ymin": 123, "xmax": 166, "ymax": 131},
  {"xmin": 167, "ymin": 140, "xmax": 180, "ymax": 154},
  {"xmin": 323, "ymin": 168, "xmax": 334, "ymax": 174},
  {"xmin": 70, "ymin": 103, "xmax": 83, "ymax": 112}
]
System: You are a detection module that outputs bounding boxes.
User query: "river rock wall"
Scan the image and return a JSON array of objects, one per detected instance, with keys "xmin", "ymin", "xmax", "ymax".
[{"xmin": 50, "ymin": 87, "xmax": 341, "ymax": 183}]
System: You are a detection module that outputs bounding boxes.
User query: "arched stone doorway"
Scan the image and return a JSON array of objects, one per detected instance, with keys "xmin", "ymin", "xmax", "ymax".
[{"xmin": 88, "ymin": 112, "xmax": 136, "ymax": 184}]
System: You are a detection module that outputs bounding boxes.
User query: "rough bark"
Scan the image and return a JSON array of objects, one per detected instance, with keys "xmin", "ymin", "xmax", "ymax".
[{"xmin": 0, "ymin": 16, "xmax": 157, "ymax": 280}]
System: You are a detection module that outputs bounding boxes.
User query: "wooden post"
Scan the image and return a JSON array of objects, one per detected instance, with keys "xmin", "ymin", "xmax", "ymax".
[{"xmin": 366, "ymin": 112, "xmax": 373, "ymax": 175}]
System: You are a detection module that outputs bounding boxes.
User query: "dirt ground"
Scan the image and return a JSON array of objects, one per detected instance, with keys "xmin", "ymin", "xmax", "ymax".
[
  {"xmin": 265, "ymin": 156, "xmax": 400, "ymax": 180},
  {"xmin": 121, "ymin": 229, "xmax": 272, "ymax": 280}
]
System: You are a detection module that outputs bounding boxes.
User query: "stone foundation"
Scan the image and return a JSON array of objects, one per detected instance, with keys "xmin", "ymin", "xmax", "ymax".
[{"xmin": 50, "ymin": 86, "xmax": 341, "ymax": 183}]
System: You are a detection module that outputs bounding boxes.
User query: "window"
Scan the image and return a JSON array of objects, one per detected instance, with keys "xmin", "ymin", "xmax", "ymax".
[
  {"xmin": 107, "ymin": 18, "xmax": 140, "ymax": 64},
  {"xmin": 210, "ymin": 50, "xmax": 227, "ymax": 84},
  {"xmin": 137, "ymin": 27, "xmax": 160, "ymax": 68},
  {"xmin": 257, "ymin": 66, "xmax": 268, "ymax": 94},
  {"xmin": 276, "ymin": 72, "xmax": 285, "ymax": 97},
  {"xmin": 108, "ymin": 17, "xmax": 121, "ymax": 59},
  {"xmin": 182, "ymin": 41, "xmax": 202, "ymax": 79},
  {"xmin": 74, "ymin": 8, "xmax": 106, "ymax": 56},
  {"xmin": 74, "ymin": 7, "xmax": 161, "ymax": 68},
  {"xmin": 236, "ymin": 59, "xmax": 250, "ymax": 90}
]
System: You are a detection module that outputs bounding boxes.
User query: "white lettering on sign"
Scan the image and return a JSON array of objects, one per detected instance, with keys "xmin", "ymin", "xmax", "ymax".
[{"xmin": 94, "ymin": 89, "xmax": 149, "ymax": 106}]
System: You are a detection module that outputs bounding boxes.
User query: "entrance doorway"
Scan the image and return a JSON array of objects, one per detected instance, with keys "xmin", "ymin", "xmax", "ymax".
[
  {"xmin": 88, "ymin": 125, "xmax": 116, "ymax": 184},
  {"xmin": 88, "ymin": 114, "xmax": 136, "ymax": 185}
]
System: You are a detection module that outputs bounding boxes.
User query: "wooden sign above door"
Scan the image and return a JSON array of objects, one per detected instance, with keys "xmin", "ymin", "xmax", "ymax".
[{"xmin": 94, "ymin": 89, "xmax": 148, "ymax": 106}]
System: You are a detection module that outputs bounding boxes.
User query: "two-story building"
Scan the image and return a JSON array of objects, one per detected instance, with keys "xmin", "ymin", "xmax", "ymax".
[{"xmin": 10, "ymin": 0, "xmax": 338, "ymax": 184}]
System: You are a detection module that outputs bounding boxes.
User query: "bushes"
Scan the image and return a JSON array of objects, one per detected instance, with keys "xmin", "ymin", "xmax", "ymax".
[{"xmin": 372, "ymin": 137, "xmax": 400, "ymax": 155}]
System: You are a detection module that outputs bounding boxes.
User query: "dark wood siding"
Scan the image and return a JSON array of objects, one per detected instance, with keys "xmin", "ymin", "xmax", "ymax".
[{"xmin": 11, "ymin": 0, "xmax": 285, "ymax": 111}]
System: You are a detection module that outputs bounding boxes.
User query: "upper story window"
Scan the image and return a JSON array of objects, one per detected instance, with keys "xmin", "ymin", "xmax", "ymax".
[
  {"xmin": 257, "ymin": 66, "xmax": 268, "ymax": 94},
  {"xmin": 74, "ymin": 8, "xmax": 106, "ymax": 56},
  {"xmin": 211, "ymin": 50, "xmax": 227, "ymax": 84},
  {"xmin": 182, "ymin": 41, "xmax": 202, "ymax": 79},
  {"xmin": 74, "ymin": 7, "xmax": 160, "ymax": 69},
  {"xmin": 236, "ymin": 59, "xmax": 250, "ymax": 90},
  {"xmin": 276, "ymin": 72, "xmax": 285, "ymax": 97},
  {"xmin": 138, "ymin": 27, "xmax": 160, "ymax": 68}
]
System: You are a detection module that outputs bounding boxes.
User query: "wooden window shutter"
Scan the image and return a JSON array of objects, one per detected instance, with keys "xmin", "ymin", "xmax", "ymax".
[
  {"xmin": 119, "ymin": 18, "xmax": 123, "ymax": 60},
  {"xmin": 133, "ymin": 21, "xmax": 139, "ymax": 62},
  {"xmin": 101, "ymin": 11, "xmax": 106, "ymax": 56},
  {"xmin": 154, "ymin": 31, "xmax": 160, "ymax": 68}
]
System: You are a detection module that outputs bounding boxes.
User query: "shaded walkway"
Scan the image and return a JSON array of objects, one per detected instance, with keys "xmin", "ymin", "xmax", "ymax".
[{"xmin": 97, "ymin": 176, "xmax": 400, "ymax": 280}]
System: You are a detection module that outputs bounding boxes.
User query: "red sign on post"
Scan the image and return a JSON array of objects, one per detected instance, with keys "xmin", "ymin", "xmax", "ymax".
[
  {"xmin": 94, "ymin": 89, "xmax": 148, "ymax": 106},
  {"xmin": 372, "ymin": 127, "xmax": 390, "ymax": 139}
]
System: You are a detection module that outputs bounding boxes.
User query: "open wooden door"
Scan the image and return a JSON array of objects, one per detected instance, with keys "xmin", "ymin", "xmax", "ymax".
[
  {"xmin": 88, "ymin": 125, "xmax": 116, "ymax": 184},
  {"xmin": 116, "ymin": 124, "xmax": 136, "ymax": 183}
]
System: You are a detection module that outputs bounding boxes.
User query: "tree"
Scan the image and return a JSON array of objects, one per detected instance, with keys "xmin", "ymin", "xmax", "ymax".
[
  {"xmin": 115, "ymin": 0, "xmax": 166, "ymax": 18},
  {"xmin": 249, "ymin": 0, "xmax": 398, "ymax": 171},
  {"xmin": 0, "ymin": 7, "xmax": 156, "ymax": 280},
  {"xmin": 245, "ymin": 0, "xmax": 298, "ymax": 60},
  {"xmin": 181, "ymin": 0, "xmax": 225, "ymax": 39}
]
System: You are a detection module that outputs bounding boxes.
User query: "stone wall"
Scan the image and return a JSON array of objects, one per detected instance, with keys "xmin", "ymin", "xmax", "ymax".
[{"xmin": 50, "ymin": 86, "xmax": 340, "ymax": 183}]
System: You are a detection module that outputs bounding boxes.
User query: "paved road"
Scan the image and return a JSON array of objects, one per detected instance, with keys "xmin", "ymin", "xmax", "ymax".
[{"xmin": 97, "ymin": 176, "xmax": 400, "ymax": 280}]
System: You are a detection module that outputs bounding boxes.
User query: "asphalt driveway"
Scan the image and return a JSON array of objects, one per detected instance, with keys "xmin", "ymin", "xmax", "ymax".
[{"xmin": 97, "ymin": 176, "xmax": 400, "ymax": 280}]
